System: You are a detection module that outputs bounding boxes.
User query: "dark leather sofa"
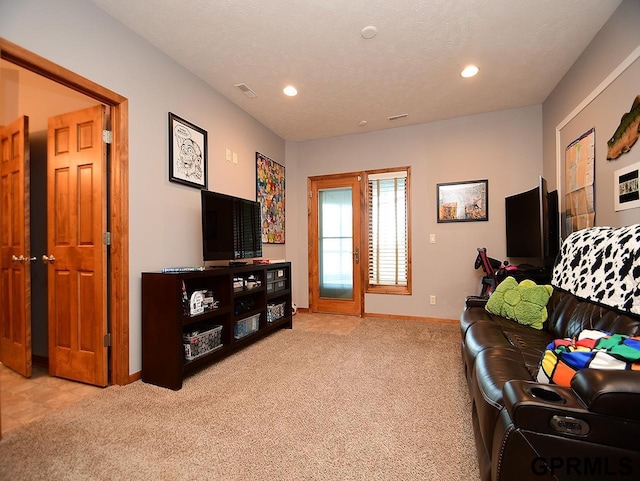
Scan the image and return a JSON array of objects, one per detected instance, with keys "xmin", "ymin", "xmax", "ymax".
[{"xmin": 460, "ymin": 226, "xmax": 640, "ymax": 481}]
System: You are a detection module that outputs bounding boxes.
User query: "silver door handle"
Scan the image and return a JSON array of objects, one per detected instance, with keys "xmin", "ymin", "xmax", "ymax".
[
  {"xmin": 42, "ymin": 255, "xmax": 56, "ymax": 263},
  {"xmin": 12, "ymin": 255, "xmax": 36, "ymax": 263}
]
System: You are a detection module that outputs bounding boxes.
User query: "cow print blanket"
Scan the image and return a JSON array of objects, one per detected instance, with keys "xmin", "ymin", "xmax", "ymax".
[{"xmin": 552, "ymin": 224, "xmax": 640, "ymax": 315}]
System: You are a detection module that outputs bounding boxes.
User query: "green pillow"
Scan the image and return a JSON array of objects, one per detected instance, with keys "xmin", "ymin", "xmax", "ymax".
[{"xmin": 485, "ymin": 276, "xmax": 553, "ymax": 330}]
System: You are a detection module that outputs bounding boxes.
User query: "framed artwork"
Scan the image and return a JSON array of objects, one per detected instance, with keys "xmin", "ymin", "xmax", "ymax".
[
  {"xmin": 437, "ymin": 179, "xmax": 488, "ymax": 223},
  {"xmin": 256, "ymin": 152, "xmax": 285, "ymax": 243},
  {"xmin": 168, "ymin": 112, "xmax": 207, "ymax": 189},
  {"xmin": 614, "ymin": 161, "xmax": 640, "ymax": 211}
]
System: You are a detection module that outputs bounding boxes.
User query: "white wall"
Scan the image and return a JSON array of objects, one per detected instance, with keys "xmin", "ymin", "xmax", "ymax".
[
  {"xmin": 0, "ymin": 0, "xmax": 286, "ymax": 374},
  {"xmin": 287, "ymin": 105, "xmax": 543, "ymax": 319},
  {"xmin": 543, "ymin": 0, "xmax": 640, "ymax": 229}
]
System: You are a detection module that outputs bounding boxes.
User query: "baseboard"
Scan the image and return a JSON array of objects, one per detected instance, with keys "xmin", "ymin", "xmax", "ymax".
[
  {"xmin": 125, "ymin": 371, "xmax": 142, "ymax": 385},
  {"xmin": 32, "ymin": 355, "xmax": 49, "ymax": 368}
]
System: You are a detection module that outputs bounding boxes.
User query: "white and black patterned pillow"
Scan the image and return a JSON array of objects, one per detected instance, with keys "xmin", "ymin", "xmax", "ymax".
[{"xmin": 552, "ymin": 224, "xmax": 640, "ymax": 314}]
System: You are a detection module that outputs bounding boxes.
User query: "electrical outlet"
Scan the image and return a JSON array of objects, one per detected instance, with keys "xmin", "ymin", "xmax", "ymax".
[
  {"xmin": 429, "ymin": 233, "xmax": 436, "ymax": 244},
  {"xmin": 430, "ymin": 295, "xmax": 436, "ymax": 305},
  {"xmin": 225, "ymin": 148, "xmax": 232, "ymax": 162},
  {"xmin": 232, "ymin": 152, "xmax": 238, "ymax": 164}
]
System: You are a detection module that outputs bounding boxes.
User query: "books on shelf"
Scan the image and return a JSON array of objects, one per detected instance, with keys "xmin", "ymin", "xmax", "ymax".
[
  {"xmin": 252, "ymin": 259, "xmax": 287, "ymax": 265},
  {"xmin": 162, "ymin": 266, "xmax": 205, "ymax": 273}
]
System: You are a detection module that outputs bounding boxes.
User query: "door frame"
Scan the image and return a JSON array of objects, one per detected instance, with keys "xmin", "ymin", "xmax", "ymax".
[
  {"xmin": 0, "ymin": 38, "xmax": 131, "ymax": 385},
  {"xmin": 308, "ymin": 172, "xmax": 365, "ymax": 316}
]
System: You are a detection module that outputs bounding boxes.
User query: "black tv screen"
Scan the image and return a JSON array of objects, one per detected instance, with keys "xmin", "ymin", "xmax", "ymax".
[
  {"xmin": 505, "ymin": 176, "xmax": 558, "ymax": 260},
  {"xmin": 201, "ymin": 190, "xmax": 262, "ymax": 261}
]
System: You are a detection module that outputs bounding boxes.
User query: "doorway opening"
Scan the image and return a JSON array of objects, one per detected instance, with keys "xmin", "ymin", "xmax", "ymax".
[{"xmin": 0, "ymin": 38, "xmax": 130, "ymax": 386}]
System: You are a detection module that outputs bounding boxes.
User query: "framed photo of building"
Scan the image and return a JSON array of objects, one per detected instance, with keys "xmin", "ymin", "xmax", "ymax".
[
  {"xmin": 168, "ymin": 112, "xmax": 207, "ymax": 189},
  {"xmin": 437, "ymin": 179, "xmax": 488, "ymax": 223}
]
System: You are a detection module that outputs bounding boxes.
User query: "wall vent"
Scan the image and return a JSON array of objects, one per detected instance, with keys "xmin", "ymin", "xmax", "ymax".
[{"xmin": 234, "ymin": 83, "xmax": 258, "ymax": 98}]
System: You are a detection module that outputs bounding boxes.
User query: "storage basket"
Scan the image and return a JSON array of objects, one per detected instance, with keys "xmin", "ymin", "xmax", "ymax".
[
  {"xmin": 234, "ymin": 313, "xmax": 260, "ymax": 339},
  {"xmin": 183, "ymin": 325, "xmax": 223, "ymax": 361},
  {"xmin": 267, "ymin": 301, "xmax": 286, "ymax": 323}
]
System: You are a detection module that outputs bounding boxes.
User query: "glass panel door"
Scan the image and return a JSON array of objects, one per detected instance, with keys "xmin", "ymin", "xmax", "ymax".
[
  {"xmin": 319, "ymin": 188, "xmax": 353, "ymax": 299},
  {"xmin": 308, "ymin": 174, "xmax": 362, "ymax": 315}
]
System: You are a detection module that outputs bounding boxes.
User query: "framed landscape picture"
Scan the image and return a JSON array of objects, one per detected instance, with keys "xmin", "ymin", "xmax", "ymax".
[
  {"xmin": 256, "ymin": 152, "xmax": 285, "ymax": 244},
  {"xmin": 168, "ymin": 112, "xmax": 207, "ymax": 189},
  {"xmin": 437, "ymin": 179, "xmax": 488, "ymax": 223}
]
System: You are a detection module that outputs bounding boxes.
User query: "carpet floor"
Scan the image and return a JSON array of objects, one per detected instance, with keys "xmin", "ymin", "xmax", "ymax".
[{"xmin": 0, "ymin": 318, "xmax": 479, "ymax": 480}]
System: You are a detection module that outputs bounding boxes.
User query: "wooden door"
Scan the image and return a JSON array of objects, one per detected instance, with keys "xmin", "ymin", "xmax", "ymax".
[
  {"xmin": 47, "ymin": 106, "xmax": 108, "ymax": 386},
  {"xmin": 0, "ymin": 116, "xmax": 31, "ymax": 377},
  {"xmin": 0, "ymin": 116, "xmax": 32, "ymax": 378},
  {"xmin": 308, "ymin": 174, "xmax": 363, "ymax": 315}
]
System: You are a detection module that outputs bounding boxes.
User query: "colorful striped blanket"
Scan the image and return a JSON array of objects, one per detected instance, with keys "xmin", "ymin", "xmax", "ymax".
[{"xmin": 537, "ymin": 329, "xmax": 640, "ymax": 386}]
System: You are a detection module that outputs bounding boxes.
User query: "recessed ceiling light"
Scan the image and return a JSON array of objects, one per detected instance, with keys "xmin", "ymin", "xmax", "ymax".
[
  {"xmin": 361, "ymin": 26, "xmax": 377, "ymax": 39},
  {"xmin": 283, "ymin": 85, "xmax": 298, "ymax": 96},
  {"xmin": 461, "ymin": 65, "xmax": 479, "ymax": 78}
]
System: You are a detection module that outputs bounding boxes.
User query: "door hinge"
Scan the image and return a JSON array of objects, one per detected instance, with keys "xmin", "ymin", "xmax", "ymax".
[
  {"xmin": 104, "ymin": 333, "xmax": 111, "ymax": 347},
  {"xmin": 102, "ymin": 130, "xmax": 112, "ymax": 144},
  {"xmin": 309, "ymin": 191, "xmax": 312, "ymax": 198},
  {"xmin": 103, "ymin": 232, "xmax": 112, "ymax": 245}
]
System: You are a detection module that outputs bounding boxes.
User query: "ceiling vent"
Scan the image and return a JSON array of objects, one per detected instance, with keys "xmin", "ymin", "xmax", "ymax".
[
  {"xmin": 235, "ymin": 83, "xmax": 258, "ymax": 98},
  {"xmin": 388, "ymin": 113, "xmax": 408, "ymax": 121}
]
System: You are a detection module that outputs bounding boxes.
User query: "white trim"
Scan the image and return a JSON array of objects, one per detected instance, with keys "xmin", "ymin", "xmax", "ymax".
[{"xmin": 555, "ymin": 44, "xmax": 640, "ymax": 210}]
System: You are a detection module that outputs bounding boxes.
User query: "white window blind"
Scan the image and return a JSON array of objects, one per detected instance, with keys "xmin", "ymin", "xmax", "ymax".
[{"xmin": 367, "ymin": 171, "xmax": 408, "ymax": 287}]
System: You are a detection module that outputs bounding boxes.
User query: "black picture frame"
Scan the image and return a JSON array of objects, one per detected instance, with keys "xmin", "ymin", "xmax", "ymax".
[
  {"xmin": 168, "ymin": 112, "xmax": 207, "ymax": 189},
  {"xmin": 436, "ymin": 179, "xmax": 488, "ymax": 223}
]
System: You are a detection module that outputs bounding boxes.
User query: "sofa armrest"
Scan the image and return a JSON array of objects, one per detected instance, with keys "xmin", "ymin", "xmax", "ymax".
[
  {"xmin": 502, "ymin": 380, "xmax": 640, "ymax": 451},
  {"xmin": 465, "ymin": 295, "xmax": 488, "ymax": 309},
  {"xmin": 571, "ymin": 368, "xmax": 640, "ymax": 421}
]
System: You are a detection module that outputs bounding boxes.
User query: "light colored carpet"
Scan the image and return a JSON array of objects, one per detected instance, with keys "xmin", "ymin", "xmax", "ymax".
[{"xmin": 0, "ymin": 318, "xmax": 479, "ymax": 480}]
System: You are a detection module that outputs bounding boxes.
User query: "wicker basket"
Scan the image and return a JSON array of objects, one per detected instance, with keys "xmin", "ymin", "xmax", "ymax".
[{"xmin": 183, "ymin": 325, "xmax": 223, "ymax": 361}]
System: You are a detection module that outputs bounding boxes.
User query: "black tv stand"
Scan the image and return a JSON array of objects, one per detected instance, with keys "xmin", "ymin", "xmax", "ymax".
[{"xmin": 141, "ymin": 262, "xmax": 292, "ymax": 390}]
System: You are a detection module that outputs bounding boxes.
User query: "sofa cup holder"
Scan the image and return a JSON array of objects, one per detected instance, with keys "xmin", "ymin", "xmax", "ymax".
[{"xmin": 529, "ymin": 386, "xmax": 566, "ymax": 404}]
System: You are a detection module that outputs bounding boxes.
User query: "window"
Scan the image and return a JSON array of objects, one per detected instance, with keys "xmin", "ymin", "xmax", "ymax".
[{"xmin": 366, "ymin": 168, "xmax": 411, "ymax": 294}]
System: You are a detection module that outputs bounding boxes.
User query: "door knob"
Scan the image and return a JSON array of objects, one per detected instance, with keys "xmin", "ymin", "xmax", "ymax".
[
  {"xmin": 12, "ymin": 255, "xmax": 24, "ymax": 262},
  {"xmin": 42, "ymin": 255, "xmax": 56, "ymax": 263}
]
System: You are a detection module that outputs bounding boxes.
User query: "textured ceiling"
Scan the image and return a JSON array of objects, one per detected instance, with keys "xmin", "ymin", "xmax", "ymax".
[{"xmin": 90, "ymin": 0, "xmax": 622, "ymax": 142}]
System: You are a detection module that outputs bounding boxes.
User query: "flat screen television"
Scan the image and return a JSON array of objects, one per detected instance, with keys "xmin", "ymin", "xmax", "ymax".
[
  {"xmin": 505, "ymin": 175, "xmax": 558, "ymax": 262},
  {"xmin": 201, "ymin": 190, "xmax": 262, "ymax": 262}
]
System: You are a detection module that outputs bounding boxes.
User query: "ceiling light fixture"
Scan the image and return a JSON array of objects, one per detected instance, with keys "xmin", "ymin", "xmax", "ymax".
[
  {"xmin": 283, "ymin": 85, "xmax": 298, "ymax": 97},
  {"xmin": 461, "ymin": 65, "xmax": 479, "ymax": 78}
]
